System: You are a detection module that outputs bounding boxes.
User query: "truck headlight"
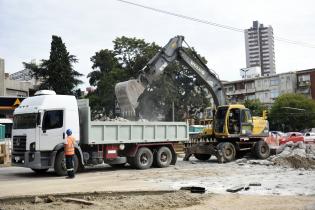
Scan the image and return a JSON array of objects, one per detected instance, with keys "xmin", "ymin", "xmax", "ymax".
[{"xmin": 30, "ymin": 142, "xmax": 36, "ymax": 151}]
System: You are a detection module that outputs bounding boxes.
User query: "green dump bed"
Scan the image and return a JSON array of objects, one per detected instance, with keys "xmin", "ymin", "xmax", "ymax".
[{"xmin": 78, "ymin": 100, "xmax": 189, "ymax": 145}]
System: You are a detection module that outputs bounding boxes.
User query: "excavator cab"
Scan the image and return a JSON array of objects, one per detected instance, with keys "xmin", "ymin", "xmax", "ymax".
[{"xmin": 213, "ymin": 105, "xmax": 253, "ymax": 137}]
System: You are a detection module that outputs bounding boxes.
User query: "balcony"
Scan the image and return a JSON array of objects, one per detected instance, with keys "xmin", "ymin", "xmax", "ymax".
[{"xmin": 298, "ymin": 80, "xmax": 311, "ymax": 87}]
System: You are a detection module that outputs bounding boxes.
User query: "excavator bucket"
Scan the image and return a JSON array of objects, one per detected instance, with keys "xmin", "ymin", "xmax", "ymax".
[{"xmin": 115, "ymin": 79, "xmax": 145, "ymax": 118}]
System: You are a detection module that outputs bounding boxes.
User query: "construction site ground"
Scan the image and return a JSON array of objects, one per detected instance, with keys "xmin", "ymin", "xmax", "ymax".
[{"xmin": 1, "ymin": 156, "xmax": 315, "ymax": 210}]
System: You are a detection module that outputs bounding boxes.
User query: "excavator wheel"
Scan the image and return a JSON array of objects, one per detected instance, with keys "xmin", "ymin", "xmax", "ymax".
[
  {"xmin": 254, "ymin": 140, "xmax": 270, "ymax": 159},
  {"xmin": 217, "ymin": 142, "xmax": 236, "ymax": 162}
]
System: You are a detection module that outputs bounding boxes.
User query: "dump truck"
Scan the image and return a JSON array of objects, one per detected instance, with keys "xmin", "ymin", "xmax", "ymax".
[
  {"xmin": 11, "ymin": 90, "xmax": 189, "ymax": 175},
  {"xmin": 115, "ymin": 35, "xmax": 270, "ymax": 163}
]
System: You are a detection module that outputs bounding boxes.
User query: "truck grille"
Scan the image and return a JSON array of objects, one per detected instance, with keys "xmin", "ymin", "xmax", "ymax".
[{"xmin": 13, "ymin": 136, "xmax": 27, "ymax": 152}]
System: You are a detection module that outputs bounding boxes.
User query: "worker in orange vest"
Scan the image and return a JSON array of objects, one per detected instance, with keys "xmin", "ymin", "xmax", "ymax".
[{"xmin": 65, "ymin": 129, "xmax": 75, "ymax": 178}]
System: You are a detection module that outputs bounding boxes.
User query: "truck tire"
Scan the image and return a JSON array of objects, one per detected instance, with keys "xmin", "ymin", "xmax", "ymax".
[
  {"xmin": 194, "ymin": 154, "xmax": 211, "ymax": 161},
  {"xmin": 54, "ymin": 151, "xmax": 79, "ymax": 176},
  {"xmin": 31, "ymin": 168, "xmax": 49, "ymax": 174},
  {"xmin": 132, "ymin": 147, "xmax": 153, "ymax": 169},
  {"xmin": 155, "ymin": 147, "xmax": 172, "ymax": 168},
  {"xmin": 254, "ymin": 140, "xmax": 270, "ymax": 159},
  {"xmin": 217, "ymin": 142, "xmax": 236, "ymax": 162}
]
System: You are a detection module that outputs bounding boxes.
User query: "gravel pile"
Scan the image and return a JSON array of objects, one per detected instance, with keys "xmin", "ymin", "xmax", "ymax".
[
  {"xmin": 270, "ymin": 142, "xmax": 315, "ymax": 169},
  {"xmin": 235, "ymin": 142, "xmax": 315, "ymax": 169}
]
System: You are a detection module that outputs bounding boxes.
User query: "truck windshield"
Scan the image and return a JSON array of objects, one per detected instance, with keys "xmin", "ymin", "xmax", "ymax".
[{"xmin": 13, "ymin": 114, "xmax": 38, "ymax": 129}]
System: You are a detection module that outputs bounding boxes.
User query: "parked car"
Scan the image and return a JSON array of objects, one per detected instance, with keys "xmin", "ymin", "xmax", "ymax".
[
  {"xmin": 304, "ymin": 132, "xmax": 315, "ymax": 144},
  {"xmin": 279, "ymin": 132, "xmax": 304, "ymax": 145}
]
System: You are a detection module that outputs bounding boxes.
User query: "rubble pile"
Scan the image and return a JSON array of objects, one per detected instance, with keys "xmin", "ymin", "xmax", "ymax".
[
  {"xmin": 270, "ymin": 142, "xmax": 315, "ymax": 169},
  {"xmin": 94, "ymin": 116, "xmax": 130, "ymax": 122}
]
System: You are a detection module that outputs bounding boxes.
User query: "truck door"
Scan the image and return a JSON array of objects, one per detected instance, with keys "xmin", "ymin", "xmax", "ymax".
[{"xmin": 40, "ymin": 110, "xmax": 64, "ymax": 150}]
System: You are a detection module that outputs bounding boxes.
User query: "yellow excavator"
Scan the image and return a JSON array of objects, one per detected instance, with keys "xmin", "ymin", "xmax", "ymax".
[{"xmin": 115, "ymin": 35, "xmax": 270, "ymax": 163}]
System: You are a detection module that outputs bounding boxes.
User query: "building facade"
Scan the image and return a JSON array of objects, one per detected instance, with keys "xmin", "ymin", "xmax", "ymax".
[
  {"xmin": 224, "ymin": 72, "xmax": 297, "ymax": 106},
  {"xmin": 244, "ymin": 21, "xmax": 276, "ymax": 76},
  {"xmin": 0, "ymin": 57, "xmax": 34, "ymax": 97}
]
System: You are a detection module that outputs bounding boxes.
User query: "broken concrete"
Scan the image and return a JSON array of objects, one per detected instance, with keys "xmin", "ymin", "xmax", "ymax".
[{"xmin": 270, "ymin": 142, "xmax": 315, "ymax": 169}]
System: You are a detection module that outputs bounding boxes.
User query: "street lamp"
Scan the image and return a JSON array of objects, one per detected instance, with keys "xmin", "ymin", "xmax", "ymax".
[{"xmin": 240, "ymin": 68, "xmax": 250, "ymax": 101}]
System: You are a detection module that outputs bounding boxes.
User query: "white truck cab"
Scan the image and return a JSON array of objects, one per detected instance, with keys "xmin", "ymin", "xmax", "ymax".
[{"xmin": 12, "ymin": 90, "xmax": 79, "ymax": 170}]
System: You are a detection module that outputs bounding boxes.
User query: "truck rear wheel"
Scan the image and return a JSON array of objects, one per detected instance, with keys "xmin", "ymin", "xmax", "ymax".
[
  {"xmin": 132, "ymin": 147, "xmax": 153, "ymax": 169},
  {"xmin": 54, "ymin": 151, "xmax": 79, "ymax": 176},
  {"xmin": 254, "ymin": 140, "xmax": 270, "ymax": 159},
  {"xmin": 155, "ymin": 147, "xmax": 172, "ymax": 168},
  {"xmin": 194, "ymin": 154, "xmax": 211, "ymax": 161},
  {"xmin": 218, "ymin": 142, "xmax": 236, "ymax": 162}
]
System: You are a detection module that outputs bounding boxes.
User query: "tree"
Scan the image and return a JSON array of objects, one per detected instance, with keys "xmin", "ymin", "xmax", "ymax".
[
  {"xmin": 24, "ymin": 35, "xmax": 83, "ymax": 95},
  {"xmin": 244, "ymin": 99, "xmax": 267, "ymax": 116},
  {"xmin": 88, "ymin": 37, "xmax": 160, "ymax": 118},
  {"xmin": 269, "ymin": 93, "xmax": 315, "ymax": 132},
  {"xmin": 87, "ymin": 49, "xmax": 126, "ymax": 118}
]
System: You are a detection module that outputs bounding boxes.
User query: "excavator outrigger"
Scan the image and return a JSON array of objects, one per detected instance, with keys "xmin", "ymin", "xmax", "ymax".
[{"xmin": 115, "ymin": 35, "xmax": 270, "ymax": 163}]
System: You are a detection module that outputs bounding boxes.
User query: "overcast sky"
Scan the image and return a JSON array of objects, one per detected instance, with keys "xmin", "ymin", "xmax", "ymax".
[{"xmin": 0, "ymin": 0, "xmax": 314, "ymax": 89}]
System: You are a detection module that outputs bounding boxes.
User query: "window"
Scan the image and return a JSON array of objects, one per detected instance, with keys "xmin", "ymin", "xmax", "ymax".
[
  {"xmin": 270, "ymin": 78, "xmax": 279, "ymax": 86},
  {"xmin": 271, "ymin": 89, "xmax": 279, "ymax": 98},
  {"xmin": 298, "ymin": 74, "xmax": 310, "ymax": 82},
  {"xmin": 13, "ymin": 113, "xmax": 38, "ymax": 129},
  {"xmin": 241, "ymin": 109, "xmax": 253, "ymax": 123},
  {"xmin": 42, "ymin": 110, "xmax": 63, "ymax": 130}
]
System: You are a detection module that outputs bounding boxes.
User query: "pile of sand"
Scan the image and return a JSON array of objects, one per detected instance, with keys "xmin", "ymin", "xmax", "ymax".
[{"xmin": 269, "ymin": 142, "xmax": 315, "ymax": 169}]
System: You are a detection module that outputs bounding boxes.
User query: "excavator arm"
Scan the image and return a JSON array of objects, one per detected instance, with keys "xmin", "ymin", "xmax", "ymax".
[{"xmin": 115, "ymin": 35, "xmax": 226, "ymax": 118}]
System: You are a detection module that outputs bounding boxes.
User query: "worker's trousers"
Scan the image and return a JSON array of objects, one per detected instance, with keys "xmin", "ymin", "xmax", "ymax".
[{"xmin": 65, "ymin": 155, "xmax": 75, "ymax": 178}]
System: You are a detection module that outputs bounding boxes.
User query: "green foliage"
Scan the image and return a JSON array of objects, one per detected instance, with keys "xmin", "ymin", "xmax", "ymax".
[
  {"xmin": 23, "ymin": 35, "xmax": 83, "ymax": 95},
  {"xmin": 87, "ymin": 49, "xmax": 127, "ymax": 117},
  {"xmin": 113, "ymin": 36, "xmax": 160, "ymax": 78},
  {"xmin": 244, "ymin": 99, "xmax": 267, "ymax": 116},
  {"xmin": 269, "ymin": 93, "xmax": 315, "ymax": 131}
]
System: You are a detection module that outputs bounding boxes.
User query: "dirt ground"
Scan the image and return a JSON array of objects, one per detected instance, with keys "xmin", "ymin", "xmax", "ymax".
[
  {"xmin": 1, "ymin": 191, "xmax": 315, "ymax": 210},
  {"xmin": 0, "ymin": 157, "xmax": 315, "ymax": 210}
]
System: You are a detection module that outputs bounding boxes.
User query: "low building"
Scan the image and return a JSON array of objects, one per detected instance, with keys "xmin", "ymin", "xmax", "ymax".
[
  {"xmin": 0, "ymin": 57, "xmax": 34, "ymax": 97},
  {"xmin": 0, "ymin": 57, "xmax": 35, "ymax": 117},
  {"xmin": 224, "ymin": 71, "xmax": 297, "ymax": 106}
]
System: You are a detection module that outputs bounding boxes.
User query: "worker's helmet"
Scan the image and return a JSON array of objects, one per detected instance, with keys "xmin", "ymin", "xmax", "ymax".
[{"xmin": 66, "ymin": 129, "xmax": 72, "ymax": 136}]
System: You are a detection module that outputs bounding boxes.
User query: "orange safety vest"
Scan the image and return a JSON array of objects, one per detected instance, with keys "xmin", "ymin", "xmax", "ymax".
[{"xmin": 65, "ymin": 136, "xmax": 75, "ymax": 156}]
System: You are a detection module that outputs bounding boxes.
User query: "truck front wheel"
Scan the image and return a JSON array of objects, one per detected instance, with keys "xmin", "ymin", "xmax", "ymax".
[
  {"xmin": 54, "ymin": 151, "xmax": 79, "ymax": 176},
  {"xmin": 155, "ymin": 147, "xmax": 172, "ymax": 168},
  {"xmin": 132, "ymin": 147, "xmax": 153, "ymax": 169}
]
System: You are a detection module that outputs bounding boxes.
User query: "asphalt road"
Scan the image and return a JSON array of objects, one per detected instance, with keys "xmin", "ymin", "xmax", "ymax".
[{"xmin": 0, "ymin": 164, "xmax": 165, "ymax": 198}]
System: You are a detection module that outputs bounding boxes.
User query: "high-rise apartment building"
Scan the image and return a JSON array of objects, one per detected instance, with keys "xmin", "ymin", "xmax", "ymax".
[{"xmin": 244, "ymin": 21, "xmax": 276, "ymax": 76}]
